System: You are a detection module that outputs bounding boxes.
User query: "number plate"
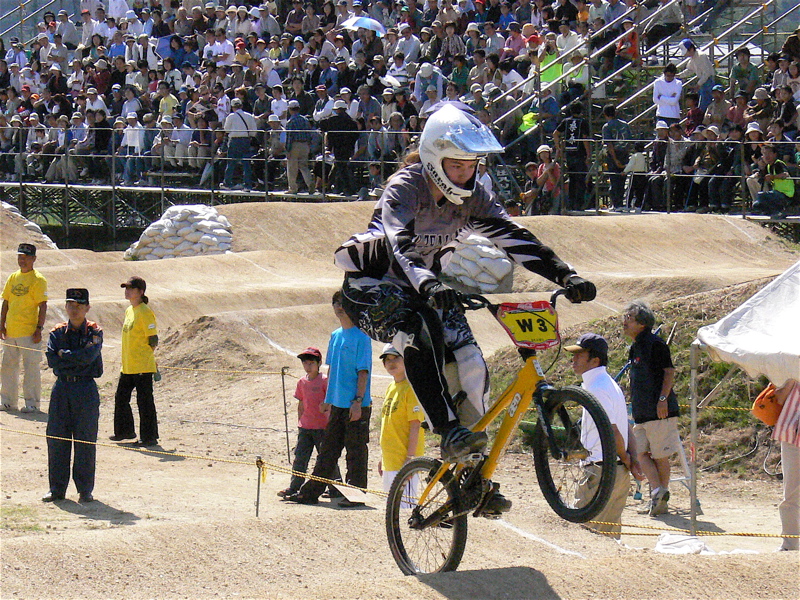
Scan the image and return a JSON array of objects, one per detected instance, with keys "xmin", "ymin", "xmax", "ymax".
[{"xmin": 495, "ymin": 301, "xmax": 560, "ymax": 350}]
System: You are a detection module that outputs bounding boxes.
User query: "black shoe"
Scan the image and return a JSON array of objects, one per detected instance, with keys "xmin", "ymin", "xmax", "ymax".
[
  {"xmin": 42, "ymin": 491, "xmax": 65, "ymax": 502},
  {"xmin": 338, "ymin": 498, "xmax": 365, "ymax": 508},
  {"xmin": 109, "ymin": 434, "xmax": 136, "ymax": 442},
  {"xmin": 283, "ymin": 492, "xmax": 318, "ymax": 505},
  {"xmin": 277, "ymin": 488, "xmax": 296, "ymax": 498},
  {"xmin": 441, "ymin": 426, "xmax": 488, "ymax": 462},
  {"xmin": 484, "ymin": 491, "xmax": 512, "ymax": 515},
  {"xmin": 78, "ymin": 493, "xmax": 94, "ymax": 503}
]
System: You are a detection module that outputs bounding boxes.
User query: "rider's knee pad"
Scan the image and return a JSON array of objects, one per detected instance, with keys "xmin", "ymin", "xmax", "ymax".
[{"xmin": 453, "ymin": 344, "xmax": 489, "ymax": 423}]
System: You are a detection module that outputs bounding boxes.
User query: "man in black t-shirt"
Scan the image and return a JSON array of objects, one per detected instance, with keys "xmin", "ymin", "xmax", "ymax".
[
  {"xmin": 623, "ymin": 300, "xmax": 681, "ymax": 518},
  {"xmin": 554, "ymin": 101, "xmax": 591, "ymax": 211}
]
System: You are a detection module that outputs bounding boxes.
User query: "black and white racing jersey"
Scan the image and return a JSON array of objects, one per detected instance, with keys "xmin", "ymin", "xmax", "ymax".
[{"xmin": 334, "ymin": 163, "xmax": 576, "ymax": 292}]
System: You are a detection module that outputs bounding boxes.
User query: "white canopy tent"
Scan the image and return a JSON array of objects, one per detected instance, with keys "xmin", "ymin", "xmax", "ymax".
[
  {"xmin": 697, "ymin": 261, "xmax": 800, "ymax": 388},
  {"xmin": 684, "ymin": 261, "xmax": 800, "ymax": 532}
]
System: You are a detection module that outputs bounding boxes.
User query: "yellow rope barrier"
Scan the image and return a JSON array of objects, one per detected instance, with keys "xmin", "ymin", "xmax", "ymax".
[{"xmin": 0, "ymin": 424, "xmax": 388, "ymax": 498}]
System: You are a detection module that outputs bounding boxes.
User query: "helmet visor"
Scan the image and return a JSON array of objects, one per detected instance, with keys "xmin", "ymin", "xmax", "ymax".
[{"xmin": 442, "ymin": 122, "xmax": 504, "ymax": 156}]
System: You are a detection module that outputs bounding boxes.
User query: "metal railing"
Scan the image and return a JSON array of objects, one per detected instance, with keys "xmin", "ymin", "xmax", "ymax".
[
  {"xmin": 0, "ymin": 0, "xmax": 75, "ymax": 44},
  {"xmin": 621, "ymin": 0, "xmax": 800, "ymax": 126}
]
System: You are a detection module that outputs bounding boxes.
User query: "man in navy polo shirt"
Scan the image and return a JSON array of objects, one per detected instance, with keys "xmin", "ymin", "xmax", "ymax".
[{"xmin": 623, "ymin": 300, "xmax": 680, "ymax": 517}]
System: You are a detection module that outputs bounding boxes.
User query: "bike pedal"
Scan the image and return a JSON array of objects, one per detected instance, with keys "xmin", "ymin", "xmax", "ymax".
[{"xmin": 481, "ymin": 512, "xmax": 502, "ymax": 520}]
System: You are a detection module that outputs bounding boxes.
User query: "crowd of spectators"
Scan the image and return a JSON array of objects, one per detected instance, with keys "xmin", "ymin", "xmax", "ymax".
[{"xmin": 0, "ymin": 1, "xmax": 798, "ymax": 213}]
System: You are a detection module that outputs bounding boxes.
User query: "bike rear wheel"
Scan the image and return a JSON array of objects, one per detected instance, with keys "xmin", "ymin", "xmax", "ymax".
[
  {"xmin": 385, "ymin": 457, "xmax": 468, "ymax": 575},
  {"xmin": 532, "ymin": 386, "xmax": 616, "ymax": 523}
]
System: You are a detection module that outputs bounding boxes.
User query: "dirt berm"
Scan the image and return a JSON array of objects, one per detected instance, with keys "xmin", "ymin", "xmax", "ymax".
[{"xmin": 1, "ymin": 203, "xmax": 798, "ymax": 599}]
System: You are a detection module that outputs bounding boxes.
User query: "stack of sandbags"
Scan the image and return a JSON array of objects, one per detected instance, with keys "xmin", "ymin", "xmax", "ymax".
[
  {"xmin": 2, "ymin": 201, "xmax": 58, "ymax": 249},
  {"xmin": 124, "ymin": 205, "xmax": 232, "ymax": 261},
  {"xmin": 443, "ymin": 235, "xmax": 513, "ymax": 293}
]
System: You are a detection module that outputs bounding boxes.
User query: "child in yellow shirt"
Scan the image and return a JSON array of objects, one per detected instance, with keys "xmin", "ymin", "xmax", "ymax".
[{"xmin": 378, "ymin": 344, "xmax": 425, "ymax": 494}]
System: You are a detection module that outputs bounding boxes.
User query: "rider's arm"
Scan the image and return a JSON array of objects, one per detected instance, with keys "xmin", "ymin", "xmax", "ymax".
[{"xmin": 380, "ymin": 172, "xmax": 440, "ymax": 292}]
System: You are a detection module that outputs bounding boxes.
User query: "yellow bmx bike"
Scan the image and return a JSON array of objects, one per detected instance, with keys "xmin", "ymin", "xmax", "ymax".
[{"xmin": 385, "ymin": 290, "xmax": 616, "ymax": 574}]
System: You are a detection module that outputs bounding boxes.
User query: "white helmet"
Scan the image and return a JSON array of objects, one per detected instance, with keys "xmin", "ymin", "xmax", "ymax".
[{"xmin": 418, "ymin": 103, "xmax": 504, "ymax": 204}]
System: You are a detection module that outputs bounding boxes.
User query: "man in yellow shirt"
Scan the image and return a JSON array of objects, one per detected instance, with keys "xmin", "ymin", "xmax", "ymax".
[{"xmin": 1, "ymin": 243, "xmax": 48, "ymax": 413}]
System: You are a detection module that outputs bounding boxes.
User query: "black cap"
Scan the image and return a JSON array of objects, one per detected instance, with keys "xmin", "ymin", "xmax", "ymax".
[
  {"xmin": 565, "ymin": 333, "xmax": 608, "ymax": 359},
  {"xmin": 120, "ymin": 276, "xmax": 146, "ymax": 292},
  {"xmin": 66, "ymin": 288, "xmax": 90, "ymax": 304},
  {"xmin": 17, "ymin": 243, "xmax": 36, "ymax": 256}
]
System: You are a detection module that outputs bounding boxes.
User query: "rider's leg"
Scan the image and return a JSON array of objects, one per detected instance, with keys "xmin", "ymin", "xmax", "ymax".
[{"xmin": 341, "ymin": 276, "xmax": 486, "ymax": 460}]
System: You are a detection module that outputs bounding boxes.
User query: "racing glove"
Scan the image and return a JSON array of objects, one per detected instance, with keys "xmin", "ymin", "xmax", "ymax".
[
  {"xmin": 563, "ymin": 275, "xmax": 597, "ymax": 304},
  {"xmin": 421, "ymin": 280, "xmax": 461, "ymax": 312}
]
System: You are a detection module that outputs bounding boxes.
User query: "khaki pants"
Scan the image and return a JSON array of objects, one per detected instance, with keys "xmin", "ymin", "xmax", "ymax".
[
  {"xmin": 164, "ymin": 143, "xmax": 188, "ymax": 167},
  {"xmin": 746, "ymin": 174, "xmax": 763, "ymax": 203},
  {"xmin": 780, "ymin": 442, "xmax": 800, "ymax": 550},
  {"xmin": 577, "ymin": 463, "xmax": 630, "ymax": 539},
  {"xmin": 1, "ymin": 336, "xmax": 42, "ymax": 410},
  {"xmin": 188, "ymin": 145, "xmax": 211, "ymax": 169},
  {"xmin": 286, "ymin": 142, "xmax": 314, "ymax": 193}
]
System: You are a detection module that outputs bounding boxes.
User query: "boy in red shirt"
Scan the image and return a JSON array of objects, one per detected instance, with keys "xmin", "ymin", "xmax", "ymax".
[{"xmin": 278, "ymin": 347, "xmax": 340, "ymax": 498}]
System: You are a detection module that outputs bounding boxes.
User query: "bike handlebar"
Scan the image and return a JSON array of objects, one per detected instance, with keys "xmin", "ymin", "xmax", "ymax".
[{"xmin": 459, "ymin": 289, "xmax": 568, "ymax": 312}]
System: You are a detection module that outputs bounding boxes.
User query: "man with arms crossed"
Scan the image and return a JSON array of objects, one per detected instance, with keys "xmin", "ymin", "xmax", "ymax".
[{"xmin": 568, "ymin": 333, "xmax": 642, "ymax": 538}]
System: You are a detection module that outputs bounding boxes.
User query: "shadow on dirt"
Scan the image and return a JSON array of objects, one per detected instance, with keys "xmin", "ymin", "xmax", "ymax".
[
  {"xmin": 418, "ymin": 566, "xmax": 561, "ymax": 600},
  {"xmin": 55, "ymin": 499, "xmax": 140, "ymax": 526},
  {"xmin": 654, "ymin": 507, "xmax": 725, "ymax": 534}
]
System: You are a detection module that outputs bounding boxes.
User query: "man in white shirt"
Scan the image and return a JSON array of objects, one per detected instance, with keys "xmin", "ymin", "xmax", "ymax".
[
  {"xmin": 167, "ymin": 113, "xmax": 194, "ymax": 167},
  {"xmin": 211, "ymin": 28, "xmax": 235, "ymax": 67},
  {"xmin": 556, "ymin": 20, "xmax": 582, "ymax": 60},
  {"xmin": 56, "ymin": 11, "xmax": 81, "ymax": 49},
  {"xmin": 395, "ymin": 23, "xmax": 421, "ymax": 65},
  {"xmin": 567, "ymin": 333, "xmax": 642, "ymax": 539},
  {"xmin": 78, "ymin": 9, "xmax": 97, "ymax": 52},
  {"xmin": 222, "ymin": 97, "xmax": 258, "ymax": 191},
  {"xmin": 652, "ymin": 63, "xmax": 683, "ymax": 126}
]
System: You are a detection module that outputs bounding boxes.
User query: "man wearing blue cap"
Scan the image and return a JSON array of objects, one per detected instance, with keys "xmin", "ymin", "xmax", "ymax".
[
  {"xmin": 679, "ymin": 39, "xmax": 716, "ymax": 111},
  {"xmin": 42, "ymin": 288, "xmax": 103, "ymax": 503},
  {"xmin": 567, "ymin": 333, "xmax": 642, "ymax": 538}
]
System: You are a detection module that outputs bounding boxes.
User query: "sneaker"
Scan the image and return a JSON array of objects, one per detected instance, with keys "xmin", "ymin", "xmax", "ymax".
[
  {"xmin": 20, "ymin": 406, "xmax": 40, "ymax": 413},
  {"xmin": 650, "ymin": 489, "xmax": 670, "ymax": 516},
  {"xmin": 440, "ymin": 426, "xmax": 488, "ymax": 462},
  {"xmin": 276, "ymin": 488, "xmax": 295, "ymax": 498}
]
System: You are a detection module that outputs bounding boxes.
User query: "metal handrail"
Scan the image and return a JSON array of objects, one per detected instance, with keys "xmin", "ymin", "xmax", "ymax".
[
  {"xmin": 490, "ymin": 2, "xmax": 644, "ymax": 108},
  {"xmin": 0, "ymin": 0, "xmax": 69, "ymax": 41},
  {"xmin": 490, "ymin": 0, "xmax": 687, "ymax": 127},
  {"xmin": 628, "ymin": 3, "xmax": 800, "ymax": 125},
  {"xmin": 618, "ymin": 0, "xmax": 777, "ymax": 114}
]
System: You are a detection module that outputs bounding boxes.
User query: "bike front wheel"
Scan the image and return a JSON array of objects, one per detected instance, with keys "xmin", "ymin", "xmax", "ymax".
[
  {"xmin": 385, "ymin": 457, "xmax": 468, "ymax": 575},
  {"xmin": 532, "ymin": 386, "xmax": 616, "ymax": 523}
]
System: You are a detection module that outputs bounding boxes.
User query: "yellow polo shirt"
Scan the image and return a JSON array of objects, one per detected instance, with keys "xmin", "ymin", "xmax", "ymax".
[
  {"xmin": 121, "ymin": 303, "xmax": 158, "ymax": 374},
  {"xmin": 2, "ymin": 269, "xmax": 48, "ymax": 338}
]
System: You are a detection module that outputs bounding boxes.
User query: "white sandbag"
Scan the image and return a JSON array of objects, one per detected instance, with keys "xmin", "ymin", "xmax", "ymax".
[
  {"xmin": 195, "ymin": 219, "xmax": 221, "ymax": 233},
  {"xmin": 185, "ymin": 230, "xmax": 204, "ymax": 243},
  {"xmin": 475, "ymin": 244, "xmax": 505, "ymax": 259},
  {"xmin": 478, "ymin": 256, "xmax": 512, "ymax": 280},
  {"xmin": 192, "ymin": 243, "xmax": 205, "ymax": 253},
  {"xmin": 217, "ymin": 215, "xmax": 231, "ymax": 228},
  {"xmin": 459, "ymin": 258, "xmax": 481, "ymax": 279},
  {"xmin": 218, "ymin": 242, "xmax": 232, "ymax": 251},
  {"xmin": 211, "ymin": 227, "xmax": 232, "ymax": 238},
  {"xmin": 477, "ymin": 281, "xmax": 496, "ymax": 293},
  {"xmin": 198, "ymin": 234, "xmax": 217, "ymax": 246},
  {"xmin": 150, "ymin": 246, "xmax": 169, "ymax": 257},
  {"xmin": 176, "ymin": 225, "xmax": 195, "ymax": 236},
  {"xmin": 144, "ymin": 253, "xmax": 160, "ymax": 260},
  {"xmin": 474, "ymin": 271, "xmax": 496, "ymax": 285},
  {"xmin": 174, "ymin": 240, "xmax": 194, "ymax": 252}
]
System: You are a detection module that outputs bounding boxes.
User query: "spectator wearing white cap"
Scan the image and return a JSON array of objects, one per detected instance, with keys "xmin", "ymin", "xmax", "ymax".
[
  {"xmin": 222, "ymin": 96, "xmax": 258, "ymax": 191},
  {"xmin": 412, "ymin": 61, "xmax": 444, "ymax": 106},
  {"xmin": 395, "ymin": 22, "xmax": 421, "ymax": 65},
  {"xmin": 125, "ymin": 10, "xmax": 144, "ymax": 38},
  {"xmin": 85, "ymin": 87, "xmax": 109, "ymax": 113}
]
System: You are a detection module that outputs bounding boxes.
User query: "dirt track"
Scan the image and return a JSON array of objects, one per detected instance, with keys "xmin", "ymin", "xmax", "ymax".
[{"xmin": 1, "ymin": 203, "xmax": 799, "ymax": 599}]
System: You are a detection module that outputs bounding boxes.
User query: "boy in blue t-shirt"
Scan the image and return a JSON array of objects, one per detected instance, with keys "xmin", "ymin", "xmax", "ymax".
[{"xmin": 285, "ymin": 290, "xmax": 373, "ymax": 507}]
